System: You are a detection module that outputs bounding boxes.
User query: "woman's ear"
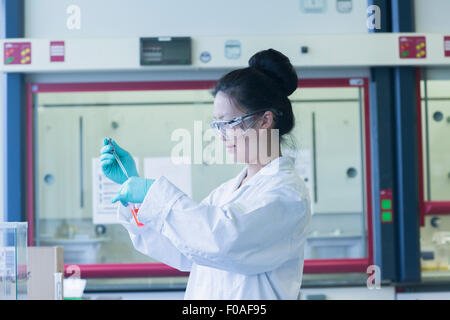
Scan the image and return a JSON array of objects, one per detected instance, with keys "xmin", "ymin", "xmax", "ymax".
[{"xmin": 260, "ymin": 111, "xmax": 275, "ymax": 129}]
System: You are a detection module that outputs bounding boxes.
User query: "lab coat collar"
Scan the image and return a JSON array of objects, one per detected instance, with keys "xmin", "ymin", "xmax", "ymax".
[{"xmin": 231, "ymin": 156, "xmax": 296, "ymax": 191}]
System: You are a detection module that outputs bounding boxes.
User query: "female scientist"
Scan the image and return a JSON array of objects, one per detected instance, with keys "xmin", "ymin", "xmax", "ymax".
[{"xmin": 100, "ymin": 49, "xmax": 311, "ymax": 300}]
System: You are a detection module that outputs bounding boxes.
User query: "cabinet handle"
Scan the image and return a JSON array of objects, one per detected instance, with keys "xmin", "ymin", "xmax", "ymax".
[
  {"xmin": 312, "ymin": 112, "xmax": 318, "ymax": 203},
  {"xmin": 79, "ymin": 116, "xmax": 84, "ymax": 208}
]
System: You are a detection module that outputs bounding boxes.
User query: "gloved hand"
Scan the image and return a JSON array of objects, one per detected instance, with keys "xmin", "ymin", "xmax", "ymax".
[
  {"xmin": 111, "ymin": 177, "xmax": 155, "ymax": 207},
  {"xmin": 100, "ymin": 138, "xmax": 139, "ymax": 184}
]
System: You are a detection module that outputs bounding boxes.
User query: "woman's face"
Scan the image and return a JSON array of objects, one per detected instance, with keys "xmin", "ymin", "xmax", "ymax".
[{"xmin": 213, "ymin": 91, "xmax": 275, "ymax": 164}]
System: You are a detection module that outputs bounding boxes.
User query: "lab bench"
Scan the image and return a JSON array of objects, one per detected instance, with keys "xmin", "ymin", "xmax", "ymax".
[
  {"xmin": 80, "ymin": 273, "xmax": 397, "ymax": 300},
  {"xmin": 79, "ymin": 271, "xmax": 450, "ymax": 300}
]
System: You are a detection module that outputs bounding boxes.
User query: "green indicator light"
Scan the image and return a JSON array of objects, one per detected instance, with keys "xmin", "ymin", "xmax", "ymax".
[
  {"xmin": 382, "ymin": 211, "xmax": 393, "ymax": 223},
  {"xmin": 381, "ymin": 199, "xmax": 392, "ymax": 210}
]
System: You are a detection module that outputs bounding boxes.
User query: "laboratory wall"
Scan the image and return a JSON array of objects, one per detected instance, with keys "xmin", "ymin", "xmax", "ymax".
[
  {"xmin": 415, "ymin": 0, "xmax": 450, "ymax": 32},
  {"xmin": 24, "ymin": 0, "xmax": 368, "ymax": 38}
]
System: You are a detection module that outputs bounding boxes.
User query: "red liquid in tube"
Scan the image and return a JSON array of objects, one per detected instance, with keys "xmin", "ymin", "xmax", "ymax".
[{"xmin": 130, "ymin": 207, "xmax": 144, "ymax": 227}]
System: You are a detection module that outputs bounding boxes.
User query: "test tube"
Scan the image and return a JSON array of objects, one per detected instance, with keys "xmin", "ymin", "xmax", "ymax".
[{"xmin": 108, "ymin": 138, "xmax": 144, "ymax": 227}]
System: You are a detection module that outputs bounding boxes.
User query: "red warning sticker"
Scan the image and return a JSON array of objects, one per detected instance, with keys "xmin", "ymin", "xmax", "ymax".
[
  {"xmin": 50, "ymin": 41, "xmax": 65, "ymax": 62},
  {"xmin": 445, "ymin": 36, "xmax": 450, "ymax": 57},
  {"xmin": 399, "ymin": 36, "xmax": 426, "ymax": 59}
]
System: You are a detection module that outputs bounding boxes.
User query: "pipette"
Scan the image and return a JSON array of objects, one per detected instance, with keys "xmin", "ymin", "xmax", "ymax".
[{"xmin": 108, "ymin": 138, "xmax": 144, "ymax": 227}]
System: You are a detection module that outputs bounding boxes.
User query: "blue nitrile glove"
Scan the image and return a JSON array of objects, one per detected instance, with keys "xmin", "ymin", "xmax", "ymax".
[
  {"xmin": 111, "ymin": 177, "xmax": 155, "ymax": 207},
  {"xmin": 100, "ymin": 138, "xmax": 139, "ymax": 184}
]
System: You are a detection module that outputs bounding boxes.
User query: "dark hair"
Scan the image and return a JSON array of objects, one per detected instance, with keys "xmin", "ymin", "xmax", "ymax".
[{"xmin": 212, "ymin": 48, "xmax": 298, "ymax": 137}]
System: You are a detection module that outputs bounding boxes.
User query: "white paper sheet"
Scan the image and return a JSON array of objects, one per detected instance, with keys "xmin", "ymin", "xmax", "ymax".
[{"xmin": 144, "ymin": 157, "xmax": 192, "ymax": 197}]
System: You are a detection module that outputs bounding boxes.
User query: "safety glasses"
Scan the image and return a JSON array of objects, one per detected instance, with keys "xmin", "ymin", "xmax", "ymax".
[
  {"xmin": 210, "ymin": 111, "xmax": 265, "ymax": 138},
  {"xmin": 210, "ymin": 109, "xmax": 283, "ymax": 138}
]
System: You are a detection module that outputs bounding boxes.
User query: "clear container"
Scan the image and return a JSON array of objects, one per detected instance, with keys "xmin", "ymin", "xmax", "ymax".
[
  {"xmin": 432, "ymin": 232, "xmax": 450, "ymax": 271},
  {"xmin": 0, "ymin": 222, "xmax": 28, "ymax": 300}
]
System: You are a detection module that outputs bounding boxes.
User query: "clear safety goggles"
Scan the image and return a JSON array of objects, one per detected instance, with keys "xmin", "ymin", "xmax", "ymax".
[{"xmin": 209, "ymin": 109, "xmax": 282, "ymax": 138}]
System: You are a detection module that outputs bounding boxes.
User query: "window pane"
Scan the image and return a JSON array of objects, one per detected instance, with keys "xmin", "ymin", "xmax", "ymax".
[
  {"xmin": 289, "ymin": 87, "xmax": 367, "ymax": 259},
  {"xmin": 34, "ymin": 84, "xmax": 369, "ymax": 272},
  {"xmin": 419, "ymin": 77, "xmax": 450, "ymax": 277},
  {"xmin": 421, "ymin": 79, "xmax": 450, "ymax": 201}
]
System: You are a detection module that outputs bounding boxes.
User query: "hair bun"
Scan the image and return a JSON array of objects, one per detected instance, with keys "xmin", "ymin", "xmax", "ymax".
[{"xmin": 248, "ymin": 49, "xmax": 298, "ymax": 97}]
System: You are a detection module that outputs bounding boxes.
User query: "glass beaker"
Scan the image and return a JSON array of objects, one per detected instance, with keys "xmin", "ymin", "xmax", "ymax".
[
  {"xmin": 0, "ymin": 222, "xmax": 28, "ymax": 300},
  {"xmin": 432, "ymin": 232, "xmax": 450, "ymax": 271}
]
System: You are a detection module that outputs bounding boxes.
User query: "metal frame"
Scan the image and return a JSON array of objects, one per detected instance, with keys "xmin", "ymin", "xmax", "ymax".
[
  {"xmin": 1, "ymin": 0, "xmax": 25, "ymax": 223},
  {"xmin": 27, "ymin": 78, "xmax": 374, "ymax": 278},
  {"xmin": 368, "ymin": 67, "xmax": 398, "ymax": 281},
  {"xmin": 391, "ymin": 0, "xmax": 421, "ymax": 284},
  {"xmin": 367, "ymin": 0, "xmax": 397, "ymax": 282},
  {"xmin": 392, "ymin": 66, "xmax": 421, "ymax": 283},
  {"xmin": 367, "ymin": 0, "xmax": 422, "ymax": 285}
]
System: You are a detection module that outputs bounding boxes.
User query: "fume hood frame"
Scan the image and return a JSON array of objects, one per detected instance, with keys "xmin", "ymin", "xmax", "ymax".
[{"xmin": 25, "ymin": 78, "xmax": 374, "ymax": 279}]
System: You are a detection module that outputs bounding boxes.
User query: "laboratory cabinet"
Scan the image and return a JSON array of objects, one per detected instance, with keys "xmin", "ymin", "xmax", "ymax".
[{"xmin": 27, "ymin": 78, "xmax": 373, "ymax": 285}]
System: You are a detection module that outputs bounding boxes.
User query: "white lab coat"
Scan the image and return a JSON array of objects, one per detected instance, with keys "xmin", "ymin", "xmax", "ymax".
[{"xmin": 117, "ymin": 156, "xmax": 311, "ymax": 300}]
